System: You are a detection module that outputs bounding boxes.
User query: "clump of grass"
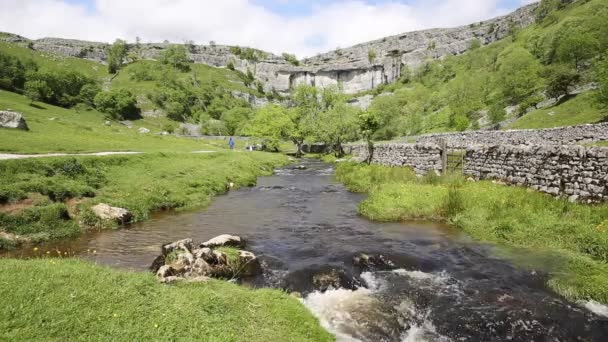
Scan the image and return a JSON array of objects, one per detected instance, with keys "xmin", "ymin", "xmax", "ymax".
[
  {"xmin": 0, "ymin": 259, "xmax": 332, "ymax": 341},
  {"xmin": 337, "ymin": 162, "xmax": 608, "ymax": 302}
]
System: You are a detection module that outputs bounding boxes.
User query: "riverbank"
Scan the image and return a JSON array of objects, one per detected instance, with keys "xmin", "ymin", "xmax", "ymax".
[
  {"xmin": 336, "ymin": 162, "xmax": 608, "ymax": 303},
  {"xmin": 0, "ymin": 258, "xmax": 332, "ymax": 341},
  {"xmin": 0, "ymin": 152, "xmax": 287, "ymax": 248}
]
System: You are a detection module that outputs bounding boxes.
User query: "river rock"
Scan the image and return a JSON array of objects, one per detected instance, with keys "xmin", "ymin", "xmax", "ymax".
[
  {"xmin": 162, "ymin": 239, "xmax": 193, "ymax": 255},
  {"xmin": 353, "ymin": 253, "xmax": 395, "ymax": 270},
  {"xmin": 201, "ymin": 234, "xmax": 244, "ymax": 248},
  {"xmin": 91, "ymin": 203, "xmax": 132, "ymax": 224},
  {"xmin": 235, "ymin": 250, "xmax": 262, "ymax": 276},
  {"xmin": 0, "ymin": 111, "xmax": 28, "ymax": 130},
  {"xmin": 312, "ymin": 269, "xmax": 356, "ymax": 292}
]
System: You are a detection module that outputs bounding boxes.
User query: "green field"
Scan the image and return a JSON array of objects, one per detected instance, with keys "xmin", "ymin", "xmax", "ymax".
[
  {"xmin": 336, "ymin": 162, "xmax": 608, "ymax": 303},
  {"xmin": 0, "ymin": 90, "xmax": 222, "ymax": 153},
  {"xmin": 0, "ymin": 259, "xmax": 332, "ymax": 341}
]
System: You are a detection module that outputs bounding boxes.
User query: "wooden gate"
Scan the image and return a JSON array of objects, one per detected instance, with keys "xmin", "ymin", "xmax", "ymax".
[{"xmin": 440, "ymin": 140, "xmax": 465, "ymax": 175}]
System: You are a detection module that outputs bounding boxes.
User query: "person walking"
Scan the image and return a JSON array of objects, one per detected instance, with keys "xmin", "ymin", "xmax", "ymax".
[{"xmin": 229, "ymin": 137, "xmax": 235, "ymax": 150}]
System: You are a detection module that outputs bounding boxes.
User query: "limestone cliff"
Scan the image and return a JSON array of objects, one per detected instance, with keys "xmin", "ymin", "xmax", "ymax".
[{"xmin": 0, "ymin": 2, "xmax": 538, "ymax": 94}]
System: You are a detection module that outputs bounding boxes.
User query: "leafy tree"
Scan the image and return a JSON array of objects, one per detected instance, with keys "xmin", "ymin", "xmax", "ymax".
[
  {"xmin": 596, "ymin": 58, "xmax": 608, "ymax": 107},
  {"xmin": 0, "ymin": 51, "xmax": 33, "ymax": 90},
  {"xmin": 159, "ymin": 45, "xmax": 191, "ymax": 72},
  {"xmin": 78, "ymin": 83, "xmax": 102, "ymax": 107},
  {"xmin": 107, "ymin": 39, "xmax": 128, "ymax": 74},
  {"xmin": 24, "ymin": 80, "xmax": 53, "ymax": 104},
  {"xmin": 290, "ymin": 85, "xmax": 322, "ymax": 156},
  {"xmin": 221, "ymin": 107, "xmax": 252, "ymax": 135},
  {"xmin": 357, "ymin": 111, "xmax": 382, "ymax": 164},
  {"xmin": 542, "ymin": 64, "xmax": 580, "ymax": 100},
  {"xmin": 556, "ymin": 29, "xmax": 600, "ymax": 70},
  {"xmin": 488, "ymin": 103, "xmax": 507, "ymax": 125},
  {"xmin": 241, "ymin": 104, "xmax": 294, "ymax": 151},
  {"xmin": 94, "ymin": 89, "xmax": 140, "ymax": 120},
  {"xmin": 26, "ymin": 69, "xmax": 96, "ymax": 107},
  {"xmin": 496, "ymin": 47, "xmax": 544, "ymax": 104},
  {"xmin": 317, "ymin": 101, "xmax": 359, "ymax": 157}
]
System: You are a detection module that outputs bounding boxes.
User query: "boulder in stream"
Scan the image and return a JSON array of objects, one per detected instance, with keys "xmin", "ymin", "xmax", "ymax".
[
  {"xmin": 353, "ymin": 253, "xmax": 395, "ymax": 271},
  {"xmin": 152, "ymin": 237, "xmax": 261, "ymax": 283},
  {"xmin": 91, "ymin": 203, "xmax": 132, "ymax": 224}
]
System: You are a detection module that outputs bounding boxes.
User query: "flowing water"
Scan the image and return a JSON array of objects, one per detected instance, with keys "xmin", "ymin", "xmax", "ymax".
[{"xmin": 4, "ymin": 160, "xmax": 608, "ymax": 341}]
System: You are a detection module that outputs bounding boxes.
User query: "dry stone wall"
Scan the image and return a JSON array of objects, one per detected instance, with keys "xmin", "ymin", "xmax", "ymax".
[
  {"xmin": 349, "ymin": 143, "xmax": 443, "ymax": 175},
  {"xmin": 350, "ymin": 143, "xmax": 608, "ymax": 202},
  {"xmin": 414, "ymin": 123, "xmax": 608, "ymax": 148}
]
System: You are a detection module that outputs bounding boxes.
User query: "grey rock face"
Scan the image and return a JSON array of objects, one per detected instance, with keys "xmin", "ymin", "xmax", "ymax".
[
  {"xmin": 0, "ymin": 3, "xmax": 538, "ymax": 95},
  {"xmin": 0, "ymin": 111, "xmax": 28, "ymax": 130}
]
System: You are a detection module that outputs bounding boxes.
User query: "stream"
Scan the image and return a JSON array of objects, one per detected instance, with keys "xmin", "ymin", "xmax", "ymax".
[{"xmin": 4, "ymin": 159, "xmax": 608, "ymax": 341}]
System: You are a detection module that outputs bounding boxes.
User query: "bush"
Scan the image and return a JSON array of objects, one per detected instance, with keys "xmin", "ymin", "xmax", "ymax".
[
  {"xmin": 282, "ymin": 53, "xmax": 299, "ymax": 66},
  {"xmin": 159, "ymin": 45, "xmax": 191, "ymax": 72},
  {"xmin": 94, "ymin": 89, "xmax": 140, "ymax": 120},
  {"xmin": 128, "ymin": 62, "xmax": 157, "ymax": 81}
]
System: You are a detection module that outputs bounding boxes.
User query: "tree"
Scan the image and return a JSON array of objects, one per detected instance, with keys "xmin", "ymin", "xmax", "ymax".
[
  {"xmin": 542, "ymin": 64, "xmax": 580, "ymax": 100},
  {"xmin": 290, "ymin": 85, "xmax": 322, "ymax": 156},
  {"xmin": 78, "ymin": 83, "xmax": 102, "ymax": 107},
  {"xmin": 107, "ymin": 39, "xmax": 128, "ymax": 74},
  {"xmin": 159, "ymin": 45, "xmax": 191, "ymax": 72},
  {"xmin": 596, "ymin": 59, "xmax": 608, "ymax": 107},
  {"xmin": 318, "ymin": 102, "xmax": 359, "ymax": 157},
  {"xmin": 496, "ymin": 47, "xmax": 544, "ymax": 104},
  {"xmin": 357, "ymin": 111, "xmax": 382, "ymax": 164},
  {"xmin": 556, "ymin": 29, "xmax": 600, "ymax": 70},
  {"xmin": 241, "ymin": 104, "xmax": 294, "ymax": 151},
  {"xmin": 24, "ymin": 80, "xmax": 52, "ymax": 104},
  {"xmin": 94, "ymin": 89, "xmax": 140, "ymax": 120},
  {"xmin": 221, "ymin": 107, "xmax": 252, "ymax": 135}
]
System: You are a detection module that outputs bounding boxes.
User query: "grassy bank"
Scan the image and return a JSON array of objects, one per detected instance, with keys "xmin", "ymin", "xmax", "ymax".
[
  {"xmin": 336, "ymin": 162, "xmax": 608, "ymax": 302},
  {"xmin": 0, "ymin": 152, "xmax": 287, "ymax": 247},
  {"xmin": 0, "ymin": 259, "xmax": 332, "ymax": 341}
]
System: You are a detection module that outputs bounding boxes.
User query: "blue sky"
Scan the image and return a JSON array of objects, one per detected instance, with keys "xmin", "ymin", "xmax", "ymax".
[{"xmin": 0, "ymin": 0, "xmax": 537, "ymax": 57}]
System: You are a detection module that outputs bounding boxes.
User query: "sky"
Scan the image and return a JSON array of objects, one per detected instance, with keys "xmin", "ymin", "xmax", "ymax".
[{"xmin": 0, "ymin": 0, "xmax": 538, "ymax": 57}]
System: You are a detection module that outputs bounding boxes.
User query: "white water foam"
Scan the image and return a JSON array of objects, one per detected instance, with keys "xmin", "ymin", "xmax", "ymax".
[
  {"xmin": 393, "ymin": 269, "xmax": 450, "ymax": 283},
  {"xmin": 580, "ymin": 300, "xmax": 608, "ymax": 318},
  {"xmin": 303, "ymin": 287, "xmax": 376, "ymax": 342}
]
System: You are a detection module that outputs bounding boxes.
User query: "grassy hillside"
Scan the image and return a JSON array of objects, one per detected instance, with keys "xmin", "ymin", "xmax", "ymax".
[
  {"xmin": 509, "ymin": 91, "xmax": 606, "ymax": 129},
  {"xmin": 364, "ymin": 0, "xmax": 608, "ymax": 137},
  {"xmin": 0, "ymin": 90, "xmax": 217, "ymax": 153},
  {"xmin": 0, "ymin": 259, "xmax": 332, "ymax": 341}
]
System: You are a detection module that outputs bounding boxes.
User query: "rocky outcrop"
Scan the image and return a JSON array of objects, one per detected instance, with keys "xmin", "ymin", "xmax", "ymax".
[
  {"xmin": 91, "ymin": 203, "xmax": 132, "ymax": 224},
  {"xmin": 0, "ymin": 3, "xmax": 538, "ymax": 94},
  {"xmin": 0, "ymin": 111, "xmax": 28, "ymax": 130},
  {"xmin": 152, "ymin": 236, "xmax": 261, "ymax": 283}
]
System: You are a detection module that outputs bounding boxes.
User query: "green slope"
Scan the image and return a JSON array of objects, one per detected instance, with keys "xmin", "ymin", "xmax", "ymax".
[{"xmin": 0, "ymin": 90, "xmax": 216, "ymax": 153}]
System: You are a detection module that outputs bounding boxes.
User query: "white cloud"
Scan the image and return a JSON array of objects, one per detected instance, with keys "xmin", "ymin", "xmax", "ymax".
[{"xmin": 0, "ymin": 0, "xmax": 523, "ymax": 57}]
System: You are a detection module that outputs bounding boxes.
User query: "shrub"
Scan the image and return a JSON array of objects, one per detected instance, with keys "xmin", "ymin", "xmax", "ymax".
[
  {"xmin": 282, "ymin": 53, "xmax": 300, "ymax": 66},
  {"xmin": 94, "ymin": 89, "xmax": 140, "ymax": 120}
]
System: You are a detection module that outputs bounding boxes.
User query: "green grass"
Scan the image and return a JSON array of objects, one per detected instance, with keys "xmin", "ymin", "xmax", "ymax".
[
  {"xmin": 0, "ymin": 90, "xmax": 222, "ymax": 153},
  {"xmin": 0, "ymin": 259, "xmax": 332, "ymax": 342},
  {"xmin": 336, "ymin": 162, "xmax": 608, "ymax": 303},
  {"xmin": 0, "ymin": 152, "xmax": 287, "ymax": 245},
  {"xmin": 509, "ymin": 92, "xmax": 607, "ymax": 129},
  {"xmin": 0, "ymin": 41, "xmax": 107, "ymax": 81}
]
